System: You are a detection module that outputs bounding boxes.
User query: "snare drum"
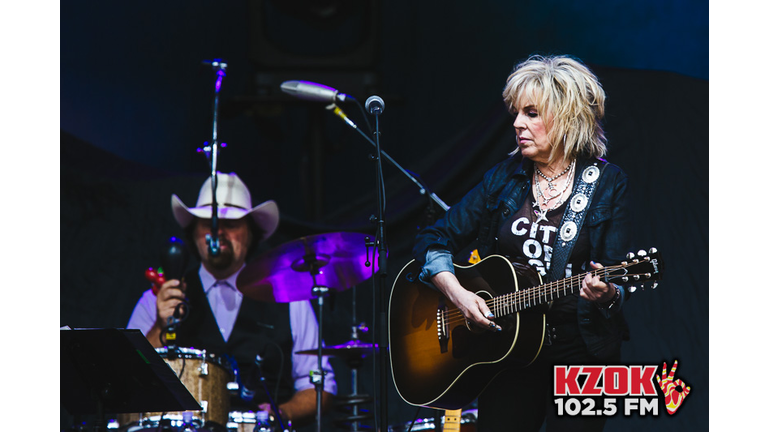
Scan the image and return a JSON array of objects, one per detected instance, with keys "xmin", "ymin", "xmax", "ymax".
[{"xmin": 118, "ymin": 347, "xmax": 232, "ymax": 430}]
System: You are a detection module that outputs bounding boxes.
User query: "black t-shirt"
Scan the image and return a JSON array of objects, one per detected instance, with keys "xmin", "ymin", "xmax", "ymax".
[{"xmin": 497, "ymin": 189, "xmax": 590, "ymax": 324}]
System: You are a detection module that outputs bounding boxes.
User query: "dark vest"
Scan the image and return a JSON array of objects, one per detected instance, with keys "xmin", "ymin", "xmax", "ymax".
[{"xmin": 175, "ymin": 270, "xmax": 296, "ymax": 405}]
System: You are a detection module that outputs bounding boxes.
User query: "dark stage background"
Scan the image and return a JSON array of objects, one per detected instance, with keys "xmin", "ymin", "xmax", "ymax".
[{"xmin": 60, "ymin": 1, "xmax": 708, "ymax": 431}]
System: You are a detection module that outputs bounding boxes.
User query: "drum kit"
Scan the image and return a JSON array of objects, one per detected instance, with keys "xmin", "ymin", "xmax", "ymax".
[
  {"xmin": 107, "ymin": 61, "xmax": 459, "ymax": 432},
  {"xmin": 115, "ymin": 232, "xmax": 381, "ymax": 432}
]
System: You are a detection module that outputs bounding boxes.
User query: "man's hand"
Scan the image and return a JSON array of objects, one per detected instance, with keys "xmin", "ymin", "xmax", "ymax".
[
  {"xmin": 145, "ymin": 279, "xmax": 186, "ymax": 347},
  {"xmin": 155, "ymin": 279, "xmax": 187, "ymax": 327},
  {"xmin": 261, "ymin": 389, "xmax": 334, "ymax": 427},
  {"xmin": 656, "ymin": 360, "xmax": 691, "ymax": 415}
]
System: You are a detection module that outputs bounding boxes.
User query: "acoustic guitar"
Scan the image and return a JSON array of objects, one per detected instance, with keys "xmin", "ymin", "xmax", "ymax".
[{"xmin": 388, "ymin": 249, "xmax": 663, "ymax": 409}]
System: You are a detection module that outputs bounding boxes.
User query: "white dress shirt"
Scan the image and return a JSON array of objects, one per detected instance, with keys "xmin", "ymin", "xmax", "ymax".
[{"xmin": 126, "ymin": 264, "xmax": 336, "ymax": 394}]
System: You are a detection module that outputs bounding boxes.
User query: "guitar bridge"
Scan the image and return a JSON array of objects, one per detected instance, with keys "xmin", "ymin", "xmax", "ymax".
[{"xmin": 437, "ymin": 300, "xmax": 449, "ymax": 353}]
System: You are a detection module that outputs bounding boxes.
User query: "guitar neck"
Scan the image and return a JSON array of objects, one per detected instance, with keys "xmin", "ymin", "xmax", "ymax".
[
  {"xmin": 444, "ymin": 409, "xmax": 462, "ymax": 432},
  {"xmin": 487, "ymin": 268, "xmax": 608, "ymax": 317},
  {"xmin": 476, "ymin": 251, "xmax": 662, "ymax": 318}
]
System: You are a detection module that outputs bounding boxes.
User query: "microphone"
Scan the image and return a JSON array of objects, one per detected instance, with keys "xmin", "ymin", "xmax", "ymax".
[
  {"xmin": 161, "ymin": 237, "xmax": 189, "ymax": 281},
  {"xmin": 162, "ymin": 237, "xmax": 190, "ymax": 328},
  {"xmin": 365, "ymin": 95, "xmax": 385, "ymax": 115},
  {"xmin": 280, "ymin": 80, "xmax": 353, "ymax": 103}
]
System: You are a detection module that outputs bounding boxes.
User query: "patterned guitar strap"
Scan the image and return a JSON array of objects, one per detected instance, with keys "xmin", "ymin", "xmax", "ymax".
[{"xmin": 547, "ymin": 159, "xmax": 606, "ymax": 283}]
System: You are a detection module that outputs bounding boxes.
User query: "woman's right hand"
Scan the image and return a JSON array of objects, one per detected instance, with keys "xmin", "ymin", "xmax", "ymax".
[{"xmin": 431, "ymin": 271, "xmax": 500, "ymax": 331}]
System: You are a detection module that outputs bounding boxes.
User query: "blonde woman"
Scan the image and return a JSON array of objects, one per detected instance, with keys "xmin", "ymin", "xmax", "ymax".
[{"xmin": 412, "ymin": 55, "xmax": 631, "ymax": 431}]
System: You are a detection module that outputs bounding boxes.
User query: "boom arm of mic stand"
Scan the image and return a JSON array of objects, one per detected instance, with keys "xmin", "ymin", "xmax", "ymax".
[{"xmin": 330, "ymin": 107, "xmax": 450, "ymax": 211}]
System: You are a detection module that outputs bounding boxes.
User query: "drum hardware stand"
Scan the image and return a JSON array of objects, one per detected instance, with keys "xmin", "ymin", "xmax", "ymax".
[
  {"xmin": 348, "ymin": 286, "xmax": 369, "ymax": 432},
  {"xmin": 333, "ymin": 323, "xmax": 375, "ymax": 432},
  {"xmin": 333, "ymin": 276, "xmax": 375, "ymax": 432},
  {"xmin": 306, "ymin": 256, "xmax": 330, "ymax": 432},
  {"xmin": 201, "ymin": 59, "xmax": 228, "ymax": 257}
]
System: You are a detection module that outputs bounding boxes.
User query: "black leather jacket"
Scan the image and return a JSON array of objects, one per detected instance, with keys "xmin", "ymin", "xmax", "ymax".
[{"xmin": 412, "ymin": 152, "xmax": 632, "ymax": 360}]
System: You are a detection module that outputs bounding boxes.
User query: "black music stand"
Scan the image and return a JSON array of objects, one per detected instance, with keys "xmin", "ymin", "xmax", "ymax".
[{"xmin": 61, "ymin": 328, "xmax": 201, "ymax": 432}]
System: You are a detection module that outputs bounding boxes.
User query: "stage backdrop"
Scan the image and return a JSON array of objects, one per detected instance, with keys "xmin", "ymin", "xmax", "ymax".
[{"xmin": 61, "ymin": 1, "xmax": 707, "ymax": 431}]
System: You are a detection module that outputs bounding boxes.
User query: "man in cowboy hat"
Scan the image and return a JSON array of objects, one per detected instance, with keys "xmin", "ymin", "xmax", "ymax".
[{"xmin": 127, "ymin": 172, "xmax": 336, "ymax": 427}]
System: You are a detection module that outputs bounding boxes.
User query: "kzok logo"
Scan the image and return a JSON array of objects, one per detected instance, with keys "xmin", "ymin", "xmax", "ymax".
[
  {"xmin": 553, "ymin": 360, "xmax": 692, "ymax": 417},
  {"xmin": 555, "ymin": 365, "xmax": 657, "ymax": 396},
  {"xmin": 656, "ymin": 360, "xmax": 692, "ymax": 415}
]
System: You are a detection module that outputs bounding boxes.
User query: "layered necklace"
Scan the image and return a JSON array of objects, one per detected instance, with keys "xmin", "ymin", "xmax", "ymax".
[{"xmin": 532, "ymin": 159, "xmax": 576, "ymax": 223}]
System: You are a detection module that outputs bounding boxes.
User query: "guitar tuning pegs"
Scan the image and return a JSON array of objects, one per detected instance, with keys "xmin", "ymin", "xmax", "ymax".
[
  {"xmin": 621, "ymin": 276, "xmax": 629, "ymax": 283},
  {"xmin": 633, "ymin": 275, "xmax": 641, "ymax": 281},
  {"xmin": 626, "ymin": 252, "xmax": 635, "ymax": 260},
  {"xmin": 649, "ymin": 247, "xmax": 658, "ymax": 254},
  {"xmin": 637, "ymin": 249, "xmax": 647, "ymax": 257},
  {"xmin": 651, "ymin": 281, "xmax": 659, "ymax": 290},
  {"xmin": 629, "ymin": 286, "xmax": 637, "ymax": 293}
]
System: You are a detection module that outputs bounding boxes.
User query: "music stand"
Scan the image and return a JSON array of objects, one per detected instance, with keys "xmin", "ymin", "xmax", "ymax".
[{"xmin": 61, "ymin": 328, "xmax": 201, "ymax": 431}]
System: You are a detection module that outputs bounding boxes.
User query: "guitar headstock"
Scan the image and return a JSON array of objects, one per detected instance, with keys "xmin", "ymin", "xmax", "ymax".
[{"xmin": 605, "ymin": 248, "xmax": 664, "ymax": 292}]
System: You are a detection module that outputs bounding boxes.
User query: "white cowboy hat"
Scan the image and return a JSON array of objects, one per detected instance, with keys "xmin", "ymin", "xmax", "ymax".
[{"xmin": 171, "ymin": 172, "xmax": 279, "ymax": 240}]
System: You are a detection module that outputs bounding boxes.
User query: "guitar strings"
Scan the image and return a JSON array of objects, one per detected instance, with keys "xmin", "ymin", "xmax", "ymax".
[
  {"xmin": 440, "ymin": 265, "xmax": 624, "ymax": 326},
  {"xmin": 440, "ymin": 266, "xmax": 614, "ymax": 325}
]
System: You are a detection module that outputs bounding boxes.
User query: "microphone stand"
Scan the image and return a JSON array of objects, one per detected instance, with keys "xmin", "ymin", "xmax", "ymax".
[
  {"xmin": 327, "ymin": 104, "xmax": 450, "ymax": 211},
  {"xmin": 203, "ymin": 59, "xmax": 228, "ymax": 257},
  {"xmin": 328, "ymin": 98, "xmax": 448, "ymax": 432},
  {"xmin": 367, "ymin": 100, "xmax": 389, "ymax": 432}
]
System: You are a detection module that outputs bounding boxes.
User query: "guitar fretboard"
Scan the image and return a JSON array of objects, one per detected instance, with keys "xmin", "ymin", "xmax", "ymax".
[
  {"xmin": 439, "ymin": 253, "xmax": 659, "ymax": 330},
  {"xmin": 443, "ymin": 409, "xmax": 462, "ymax": 432},
  {"xmin": 487, "ymin": 267, "xmax": 615, "ymax": 317}
]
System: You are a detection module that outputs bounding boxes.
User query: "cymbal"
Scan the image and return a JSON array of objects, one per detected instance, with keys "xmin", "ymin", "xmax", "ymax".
[
  {"xmin": 236, "ymin": 232, "xmax": 381, "ymax": 303},
  {"xmin": 296, "ymin": 339, "xmax": 378, "ymax": 359}
]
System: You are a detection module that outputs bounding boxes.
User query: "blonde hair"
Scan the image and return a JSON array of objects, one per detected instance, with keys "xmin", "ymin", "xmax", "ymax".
[{"xmin": 502, "ymin": 55, "xmax": 607, "ymax": 162}]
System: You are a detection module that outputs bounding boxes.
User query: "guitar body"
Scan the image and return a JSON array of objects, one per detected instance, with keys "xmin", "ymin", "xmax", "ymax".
[{"xmin": 389, "ymin": 255, "xmax": 546, "ymax": 409}]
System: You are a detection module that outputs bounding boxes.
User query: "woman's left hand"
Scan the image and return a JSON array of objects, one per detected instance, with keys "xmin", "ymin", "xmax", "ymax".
[{"xmin": 580, "ymin": 261, "xmax": 616, "ymax": 303}]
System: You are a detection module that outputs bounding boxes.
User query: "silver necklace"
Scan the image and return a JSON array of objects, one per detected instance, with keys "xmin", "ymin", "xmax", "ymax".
[
  {"xmin": 536, "ymin": 161, "xmax": 573, "ymax": 191},
  {"xmin": 532, "ymin": 160, "xmax": 576, "ymax": 223}
]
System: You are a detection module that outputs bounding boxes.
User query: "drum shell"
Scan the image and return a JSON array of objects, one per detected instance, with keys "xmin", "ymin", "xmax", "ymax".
[{"xmin": 117, "ymin": 348, "xmax": 231, "ymax": 428}]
